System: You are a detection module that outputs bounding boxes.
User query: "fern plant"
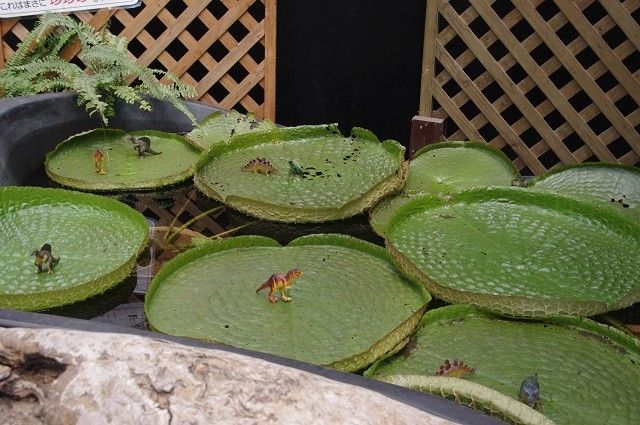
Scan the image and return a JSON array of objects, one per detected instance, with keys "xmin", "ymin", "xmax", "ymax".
[{"xmin": 0, "ymin": 13, "xmax": 197, "ymax": 124}]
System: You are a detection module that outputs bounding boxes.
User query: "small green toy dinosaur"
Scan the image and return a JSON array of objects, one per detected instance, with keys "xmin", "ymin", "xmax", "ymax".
[
  {"xmin": 288, "ymin": 160, "xmax": 304, "ymax": 176},
  {"xmin": 256, "ymin": 269, "xmax": 303, "ymax": 303}
]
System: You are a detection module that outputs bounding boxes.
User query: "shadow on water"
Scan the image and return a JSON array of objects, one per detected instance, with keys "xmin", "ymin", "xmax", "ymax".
[{"xmin": 40, "ymin": 275, "xmax": 137, "ymax": 320}]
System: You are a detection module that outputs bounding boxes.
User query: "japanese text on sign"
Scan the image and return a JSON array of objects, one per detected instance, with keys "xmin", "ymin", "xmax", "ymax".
[{"xmin": 0, "ymin": 0, "xmax": 138, "ymax": 19}]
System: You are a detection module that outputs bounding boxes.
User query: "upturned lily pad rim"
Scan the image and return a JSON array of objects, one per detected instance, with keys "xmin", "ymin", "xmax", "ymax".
[
  {"xmin": 45, "ymin": 128, "xmax": 200, "ymax": 192},
  {"xmin": 366, "ymin": 304, "xmax": 640, "ymax": 425},
  {"xmin": 413, "ymin": 140, "xmax": 521, "ymax": 177},
  {"xmin": 184, "ymin": 109, "xmax": 274, "ymax": 150},
  {"xmin": 145, "ymin": 233, "xmax": 430, "ymax": 371},
  {"xmin": 375, "ymin": 375, "xmax": 555, "ymax": 425},
  {"xmin": 184, "ymin": 110, "xmax": 225, "ymax": 150},
  {"xmin": 193, "ymin": 125, "xmax": 408, "ymax": 223},
  {"xmin": 385, "ymin": 187, "xmax": 640, "ymax": 318},
  {"xmin": 528, "ymin": 161, "xmax": 640, "ymax": 187},
  {"xmin": 0, "ymin": 186, "xmax": 149, "ymax": 311},
  {"xmin": 369, "ymin": 140, "xmax": 521, "ymax": 237}
]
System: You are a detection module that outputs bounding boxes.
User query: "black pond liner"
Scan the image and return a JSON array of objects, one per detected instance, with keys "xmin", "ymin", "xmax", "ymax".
[{"xmin": 0, "ymin": 93, "xmax": 502, "ymax": 424}]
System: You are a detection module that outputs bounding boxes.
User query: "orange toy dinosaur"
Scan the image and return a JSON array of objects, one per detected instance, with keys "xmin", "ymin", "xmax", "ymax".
[
  {"xmin": 93, "ymin": 149, "xmax": 106, "ymax": 175},
  {"xmin": 256, "ymin": 269, "xmax": 303, "ymax": 303}
]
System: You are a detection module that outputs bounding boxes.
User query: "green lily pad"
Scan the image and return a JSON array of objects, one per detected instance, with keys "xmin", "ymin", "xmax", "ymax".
[
  {"xmin": 365, "ymin": 305, "xmax": 640, "ymax": 425},
  {"xmin": 530, "ymin": 162, "xmax": 640, "ymax": 220},
  {"xmin": 194, "ymin": 125, "xmax": 407, "ymax": 223},
  {"xmin": 144, "ymin": 234, "xmax": 429, "ymax": 371},
  {"xmin": 186, "ymin": 110, "xmax": 276, "ymax": 150},
  {"xmin": 370, "ymin": 141, "xmax": 520, "ymax": 236},
  {"xmin": 386, "ymin": 187, "xmax": 640, "ymax": 317},
  {"xmin": 45, "ymin": 128, "xmax": 201, "ymax": 192},
  {"xmin": 0, "ymin": 186, "xmax": 148, "ymax": 311}
]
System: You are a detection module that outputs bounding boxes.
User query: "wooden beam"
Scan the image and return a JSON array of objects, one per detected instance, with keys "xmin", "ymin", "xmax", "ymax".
[
  {"xmin": 469, "ymin": 1, "xmax": 617, "ymax": 163},
  {"xmin": 0, "ymin": 23, "xmax": 4, "ymax": 69},
  {"xmin": 419, "ymin": 0, "xmax": 440, "ymax": 115},
  {"xmin": 264, "ymin": 0, "xmax": 277, "ymax": 121}
]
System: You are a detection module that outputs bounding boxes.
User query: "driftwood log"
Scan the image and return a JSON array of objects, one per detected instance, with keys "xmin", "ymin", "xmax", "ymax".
[{"xmin": 0, "ymin": 328, "xmax": 456, "ymax": 424}]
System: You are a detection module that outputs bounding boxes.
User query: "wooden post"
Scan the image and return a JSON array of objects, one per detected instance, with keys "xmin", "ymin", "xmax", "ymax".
[
  {"xmin": 419, "ymin": 0, "xmax": 440, "ymax": 116},
  {"xmin": 0, "ymin": 22, "xmax": 5, "ymax": 69},
  {"xmin": 264, "ymin": 0, "xmax": 277, "ymax": 121},
  {"xmin": 410, "ymin": 115, "xmax": 444, "ymax": 157}
]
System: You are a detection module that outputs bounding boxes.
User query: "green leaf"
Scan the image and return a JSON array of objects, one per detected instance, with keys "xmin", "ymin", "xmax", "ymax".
[
  {"xmin": 385, "ymin": 187, "xmax": 640, "ymax": 317},
  {"xmin": 45, "ymin": 129, "xmax": 201, "ymax": 192},
  {"xmin": 186, "ymin": 110, "xmax": 277, "ymax": 150},
  {"xmin": 366, "ymin": 305, "xmax": 640, "ymax": 425},
  {"xmin": 194, "ymin": 125, "xmax": 407, "ymax": 222},
  {"xmin": 0, "ymin": 186, "xmax": 148, "ymax": 311},
  {"xmin": 529, "ymin": 162, "xmax": 640, "ymax": 220},
  {"xmin": 145, "ymin": 234, "xmax": 429, "ymax": 371}
]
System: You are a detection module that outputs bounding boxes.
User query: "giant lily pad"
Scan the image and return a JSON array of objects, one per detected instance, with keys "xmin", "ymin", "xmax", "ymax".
[
  {"xmin": 365, "ymin": 305, "xmax": 640, "ymax": 425},
  {"xmin": 370, "ymin": 141, "xmax": 520, "ymax": 236},
  {"xmin": 194, "ymin": 125, "xmax": 407, "ymax": 223},
  {"xmin": 186, "ymin": 110, "xmax": 276, "ymax": 150},
  {"xmin": 0, "ymin": 186, "xmax": 148, "ymax": 310},
  {"xmin": 144, "ymin": 234, "xmax": 429, "ymax": 371},
  {"xmin": 385, "ymin": 187, "xmax": 640, "ymax": 317},
  {"xmin": 45, "ymin": 128, "xmax": 201, "ymax": 192},
  {"xmin": 530, "ymin": 162, "xmax": 640, "ymax": 220}
]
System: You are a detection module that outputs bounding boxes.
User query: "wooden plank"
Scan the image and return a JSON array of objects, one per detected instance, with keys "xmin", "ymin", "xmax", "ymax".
[
  {"xmin": 556, "ymin": 0, "xmax": 640, "ymax": 106},
  {"xmin": 419, "ymin": 0, "xmax": 439, "ymax": 115},
  {"xmin": 433, "ymin": 83, "xmax": 482, "ymax": 141},
  {"xmin": 436, "ymin": 39, "xmax": 546, "ymax": 173},
  {"xmin": 598, "ymin": 0, "xmax": 640, "ymax": 52},
  {"xmin": 435, "ymin": 37, "xmax": 634, "ymax": 164},
  {"xmin": 513, "ymin": 0, "xmax": 640, "ymax": 155},
  {"xmin": 0, "ymin": 23, "xmax": 4, "ymax": 69},
  {"xmin": 223, "ymin": 61, "xmax": 265, "ymax": 107},
  {"xmin": 468, "ymin": 1, "xmax": 617, "ymax": 163},
  {"xmin": 135, "ymin": 2, "xmax": 211, "ymax": 68},
  {"xmin": 195, "ymin": 21, "xmax": 264, "ymax": 95},
  {"xmin": 166, "ymin": 0, "xmax": 255, "ymax": 78},
  {"xmin": 264, "ymin": 0, "xmax": 276, "ymax": 120},
  {"xmin": 116, "ymin": 0, "xmax": 169, "ymax": 42},
  {"xmin": 436, "ymin": 0, "xmax": 633, "ymax": 165},
  {"xmin": 438, "ymin": 5, "xmax": 578, "ymax": 165}
]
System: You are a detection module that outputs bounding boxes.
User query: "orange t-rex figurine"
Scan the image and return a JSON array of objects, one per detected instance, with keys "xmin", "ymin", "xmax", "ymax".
[
  {"xmin": 93, "ymin": 149, "xmax": 106, "ymax": 175},
  {"xmin": 256, "ymin": 269, "xmax": 303, "ymax": 303}
]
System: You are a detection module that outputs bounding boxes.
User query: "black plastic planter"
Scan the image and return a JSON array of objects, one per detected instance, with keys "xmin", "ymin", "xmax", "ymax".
[{"xmin": 0, "ymin": 93, "xmax": 501, "ymax": 424}]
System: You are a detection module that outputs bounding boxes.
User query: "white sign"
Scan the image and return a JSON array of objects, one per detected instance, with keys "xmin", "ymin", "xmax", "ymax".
[{"xmin": 0, "ymin": 0, "xmax": 139, "ymax": 19}]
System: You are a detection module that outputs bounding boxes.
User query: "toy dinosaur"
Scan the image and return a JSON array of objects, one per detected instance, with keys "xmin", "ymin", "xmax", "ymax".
[
  {"xmin": 92, "ymin": 149, "xmax": 106, "ymax": 175},
  {"xmin": 128, "ymin": 136, "xmax": 162, "ymax": 157},
  {"xmin": 519, "ymin": 375, "xmax": 541, "ymax": 409},
  {"xmin": 242, "ymin": 158, "xmax": 277, "ymax": 175},
  {"xmin": 288, "ymin": 160, "xmax": 304, "ymax": 176},
  {"xmin": 436, "ymin": 359, "xmax": 475, "ymax": 378},
  {"xmin": 256, "ymin": 269, "xmax": 303, "ymax": 303},
  {"xmin": 31, "ymin": 243, "xmax": 59, "ymax": 275}
]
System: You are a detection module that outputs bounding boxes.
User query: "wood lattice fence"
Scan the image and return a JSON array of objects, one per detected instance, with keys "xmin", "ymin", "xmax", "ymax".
[
  {"xmin": 0, "ymin": 0, "xmax": 276, "ymax": 120},
  {"xmin": 421, "ymin": 0, "xmax": 640, "ymax": 174}
]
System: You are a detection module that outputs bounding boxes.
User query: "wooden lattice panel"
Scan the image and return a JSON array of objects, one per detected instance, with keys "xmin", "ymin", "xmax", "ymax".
[
  {"xmin": 0, "ymin": 0, "xmax": 276, "ymax": 119},
  {"xmin": 421, "ymin": 0, "xmax": 640, "ymax": 174}
]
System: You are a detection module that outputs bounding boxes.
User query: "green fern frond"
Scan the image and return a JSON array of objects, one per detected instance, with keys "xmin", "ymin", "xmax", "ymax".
[{"xmin": 0, "ymin": 12, "xmax": 197, "ymax": 125}]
